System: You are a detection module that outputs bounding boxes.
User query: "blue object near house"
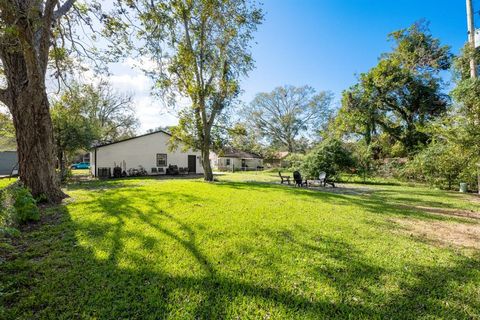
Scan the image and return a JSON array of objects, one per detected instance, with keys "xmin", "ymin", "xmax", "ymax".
[{"xmin": 71, "ymin": 162, "xmax": 90, "ymax": 170}]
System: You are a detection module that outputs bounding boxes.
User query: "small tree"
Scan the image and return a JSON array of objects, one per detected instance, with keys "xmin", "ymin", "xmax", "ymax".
[
  {"xmin": 301, "ymin": 139, "xmax": 355, "ymax": 180},
  {"xmin": 51, "ymin": 103, "xmax": 98, "ymax": 181}
]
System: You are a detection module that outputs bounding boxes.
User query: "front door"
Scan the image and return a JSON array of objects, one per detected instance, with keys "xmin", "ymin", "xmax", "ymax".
[{"xmin": 188, "ymin": 155, "xmax": 196, "ymax": 173}]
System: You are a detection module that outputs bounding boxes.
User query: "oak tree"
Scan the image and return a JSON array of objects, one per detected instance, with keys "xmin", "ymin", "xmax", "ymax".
[{"xmin": 246, "ymin": 85, "xmax": 333, "ymax": 152}]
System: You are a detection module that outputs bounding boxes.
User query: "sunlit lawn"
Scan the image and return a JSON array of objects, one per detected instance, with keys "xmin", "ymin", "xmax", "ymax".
[
  {"xmin": 2, "ymin": 172, "xmax": 479, "ymax": 319},
  {"xmin": 0, "ymin": 178, "xmax": 16, "ymax": 189}
]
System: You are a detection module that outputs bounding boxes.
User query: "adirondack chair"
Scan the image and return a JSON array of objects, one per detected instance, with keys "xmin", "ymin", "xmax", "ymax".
[
  {"xmin": 278, "ymin": 171, "xmax": 291, "ymax": 185},
  {"xmin": 293, "ymin": 171, "xmax": 307, "ymax": 187},
  {"xmin": 308, "ymin": 171, "xmax": 335, "ymax": 187}
]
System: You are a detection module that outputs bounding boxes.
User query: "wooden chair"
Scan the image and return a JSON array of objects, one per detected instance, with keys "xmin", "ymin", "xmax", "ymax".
[{"xmin": 278, "ymin": 171, "xmax": 291, "ymax": 185}]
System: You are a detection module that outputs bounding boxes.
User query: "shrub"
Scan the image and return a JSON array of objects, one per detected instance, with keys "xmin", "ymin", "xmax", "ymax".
[
  {"xmin": 12, "ymin": 186, "xmax": 40, "ymax": 223},
  {"xmin": 301, "ymin": 138, "xmax": 355, "ymax": 179},
  {"xmin": 284, "ymin": 153, "xmax": 305, "ymax": 171},
  {"xmin": 0, "ymin": 183, "xmax": 40, "ymax": 231},
  {"xmin": 402, "ymin": 140, "xmax": 476, "ymax": 190}
]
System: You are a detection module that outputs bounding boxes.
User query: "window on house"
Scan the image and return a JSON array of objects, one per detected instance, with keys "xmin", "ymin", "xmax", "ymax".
[
  {"xmin": 226, "ymin": 158, "xmax": 231, "ymax": 166},
  {"xmin": 156, "ymin": 153, "xmax": 167, "ymax": 167}
]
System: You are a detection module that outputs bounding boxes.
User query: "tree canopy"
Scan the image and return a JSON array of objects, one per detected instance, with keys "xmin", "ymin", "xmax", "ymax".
[
  {"xmin": 245, "ymin": 85, "xmax": 333, "ymax": 153},
  {"xmin": 335, "ymin": 22, "xmax": 452, "ymax": 154}
]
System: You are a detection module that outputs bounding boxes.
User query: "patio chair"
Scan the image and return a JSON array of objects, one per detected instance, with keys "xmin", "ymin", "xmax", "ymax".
[
  {"xmin": 166, "ymin": 165, "xmax": 179, "ymax": 175},
  {"xmin": 293, "ymin": 171, "xmax": 307, "ymax": 187},
  {"xmin": 308, "ymin": 171, "xmax": 335, "ymax": 188},
  {"xmin": 278, "ymin": 171, "xmax": 291, "ymax": 185}
]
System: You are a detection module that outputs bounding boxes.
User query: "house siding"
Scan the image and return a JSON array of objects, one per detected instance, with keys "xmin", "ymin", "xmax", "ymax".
[
  {"xmin": 0, "ymin": 151, "xmax": 18, "ymax": 176},
  {"xmin": 90, "ymin": 132, "xmax": 203, "ymax": 176},
  {"xmin": 215, "ymin": 157, "xmax": 263, "ymax": 171}
]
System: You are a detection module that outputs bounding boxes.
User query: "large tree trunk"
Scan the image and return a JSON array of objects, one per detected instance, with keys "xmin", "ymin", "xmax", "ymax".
[
  {"xmin": 11, "ymin": 90, "xmax": 67, "ymax": 202},
  {"xmin": 2, "ymin": 51, "xmax": 66, "ymax": 203}
]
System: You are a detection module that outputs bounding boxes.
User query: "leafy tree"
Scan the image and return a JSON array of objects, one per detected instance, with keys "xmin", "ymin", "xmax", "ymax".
[
  {"xmin": 227, "ymin": 122, "xmax": 266, "ymax": 155},
  {"xmin": 0, "ymin": 110, "xmax": 15, "ymax": 151},
  {"xmin": 0, "ymin": 1, "xmax": 124, "ymax": 202},
  {"xmin": 51, "ymin": 103, "xmax": 97, "ymax": 181},
  {"xmin": 0, "ymin": 1, "xmax": 80, "ymax": 202},
  {"xmin": 402, "ymin": 113, "xmax": 477, "ymax": 190},
  {"xmin": 335, "ymin": 84, "xmax": 378, "ymax": 146},
  {"xmin": 246, "ymin": 85, "xmax": 333, "ymax": 153},
  {"xmin": 58, "ymin": 81, "xmax": 138, "ymax": 144},
  {"xmin": 301, "ymin": 138, "xmax": 355, "ymax": 180},
  {"xmin": 51, "ymin": 81, "xmax": 138, "ymax": 179},
  {"xmin": 117, "ymin": 0, "xmax": 263, "ymax": 181},
  {"xmin": 334, "ymin": 22, "xmax": 452, "ymax": 154}
]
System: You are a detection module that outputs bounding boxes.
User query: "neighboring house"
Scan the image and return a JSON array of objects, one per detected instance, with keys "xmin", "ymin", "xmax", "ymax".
[
  {"xmin": 90, "ymin": 130, "xmax": 204, "ymax": 177},
  {"xmin": 0, "ymin": 151, "xmax": 18, "ymax": 176},
  {"xmin": 211, "ymin": 149, "xmax": 263, "ymax": 171},
  {"xmin": 264, "ymin": 151, "xmax": 290, "ymax": 168}
]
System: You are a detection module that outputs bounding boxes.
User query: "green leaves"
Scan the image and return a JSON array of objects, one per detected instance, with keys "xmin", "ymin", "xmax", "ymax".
[
  {"xmin": 335, "ymin": 21, "xmax": 451, "ymax": 155},
  {"xmin": 246, "ymin": 85, "xmax": 333, "ymax": 153}
]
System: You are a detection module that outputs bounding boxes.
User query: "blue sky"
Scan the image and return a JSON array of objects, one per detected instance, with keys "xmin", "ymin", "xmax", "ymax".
[
  {"xmin": 107, "ymin": 0, "xmax": 471, "ymax": 132},
  {"xmin": 241, "ymin": 0, "xmax": 468, "ymax": 102}
]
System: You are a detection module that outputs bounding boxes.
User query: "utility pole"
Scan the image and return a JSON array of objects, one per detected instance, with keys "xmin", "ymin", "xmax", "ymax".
[
  {"xmin": 467, "ymin": 0, "xmax": 477, "ymax": 78},
  {"xmin": 466, "ymin": 0, "xmax": 480, "ymax": 194}
]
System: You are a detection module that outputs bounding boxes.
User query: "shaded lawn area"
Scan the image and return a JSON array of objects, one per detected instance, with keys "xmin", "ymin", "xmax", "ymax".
[{"xmin": 1, "ymin": 175, "xmax": 480, "ymax": 319}]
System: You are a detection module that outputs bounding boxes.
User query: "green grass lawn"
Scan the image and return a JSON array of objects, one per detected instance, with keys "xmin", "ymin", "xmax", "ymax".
[
  {"xmin": 0, "ymin": 178, "xmax": 16, "ymax": 189},
  {"xmin": 1, "ymin": 173, "xmax": 479, "ymax": 319}
]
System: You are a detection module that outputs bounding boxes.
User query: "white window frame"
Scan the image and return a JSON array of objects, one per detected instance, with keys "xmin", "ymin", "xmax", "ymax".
[{"xmin": 156, "ymin": 153, "xmax": 167, "ymax": 167}]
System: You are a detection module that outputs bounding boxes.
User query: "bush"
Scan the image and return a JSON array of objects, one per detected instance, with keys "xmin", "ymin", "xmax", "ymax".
[
  {"xmin": 284, "ymin": 153, "xmax": 305, "ymax": 171},
  {"xmin": 402, "ymin": 140, "xmax": 477, "ymax": 190},
  {"xmin": 301, "ymin": 138, "xmax": 355, "ymax": 179},
  {"xmin": 12, "ymin": 186, "xmax": 40, "ymax": 223},
  {"xmin": 1, "ymin": 183, "xmax": 40, "ymax": 231}
]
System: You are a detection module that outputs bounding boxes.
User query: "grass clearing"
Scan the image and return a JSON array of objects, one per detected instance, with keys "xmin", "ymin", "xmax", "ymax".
[
  {"xmin": 1, "ymin": 173, "xmax": 479, "ymax": 319},
  {"xmin": 0, "ymin": 178, "xmax": 16, "ymax": 189}
]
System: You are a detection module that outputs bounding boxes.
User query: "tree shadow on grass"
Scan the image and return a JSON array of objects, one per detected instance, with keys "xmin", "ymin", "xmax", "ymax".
[{"xmin": 2, "ymin": 182, "xmax": 480, "ymax": 319}]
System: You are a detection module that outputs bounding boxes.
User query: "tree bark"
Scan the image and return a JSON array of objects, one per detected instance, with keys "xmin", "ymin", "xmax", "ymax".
[
  {"xmin": 202, "ymin": 146, "xmax": 214, "ymax": 181},
  {"xmin": 58, "ymin": 149, "xmax": 67, "ymax": 183},
  {"xmin": 1, "ymin": 52, "xmax": 66, "ymax": 203}
]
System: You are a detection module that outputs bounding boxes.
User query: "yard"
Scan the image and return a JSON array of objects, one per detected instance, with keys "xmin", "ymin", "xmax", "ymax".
[{"xmin": 1, "ymin": 172, "xmax": 480, "ymax": 319}]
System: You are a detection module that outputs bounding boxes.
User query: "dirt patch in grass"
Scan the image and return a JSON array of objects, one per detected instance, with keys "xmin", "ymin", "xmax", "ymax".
[
  {"xmin": 396, "ymin": 204, "xmax": 480, "ymax": 221},
  {"xmin": 394, "ymin": 218, "xmax": 480, "ymax": 250}
]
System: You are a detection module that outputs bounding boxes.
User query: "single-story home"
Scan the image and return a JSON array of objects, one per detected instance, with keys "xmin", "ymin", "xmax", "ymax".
[
  {"xmin": 264, "ymin": 151, "xmax": 290, "ymax": 168},
  {"xmin": 90, "ymin": 130, "xmax": 204, "ymax": 177},
  {"xmin": 0, "ymin": 151, "xmax": 18, "ymax": 176},
  {"xmin": 210, "ymin": 149, "xmax": 263, "ymax": 171}
]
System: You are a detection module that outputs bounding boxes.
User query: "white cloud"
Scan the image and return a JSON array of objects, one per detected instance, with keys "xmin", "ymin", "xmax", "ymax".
[
  {"xmin": 109, "ymin": 74, "xmax": 151, "ymax": 93},
  {"xmin": 133, "ymin": 95, "xmax": 179, "ymax": 133},
  {"xmin": 123, "ymin": 56, "xmax": 159, "ymax": 72}
]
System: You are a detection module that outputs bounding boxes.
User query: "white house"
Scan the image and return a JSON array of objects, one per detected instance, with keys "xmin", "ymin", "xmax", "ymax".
[
  {"xmin": 210, "ymin": 149, "xmax": 263, "ymax": 172},
  {"xmin": 90, "ymin": 130, "xmax": 203, "ymax": 177}
]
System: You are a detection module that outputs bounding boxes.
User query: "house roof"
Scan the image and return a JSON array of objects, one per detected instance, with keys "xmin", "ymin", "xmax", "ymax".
[
  {"xmin": 272, "ymin": 151, "xmax": 289, "ymax": 159},
  {"xmin": 219, "ymin": 149, "xmax": 263, "ymax": 159},
  {"xmin": 93, "ymin": 130, "xmax": 172, "ymax": 149}
]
